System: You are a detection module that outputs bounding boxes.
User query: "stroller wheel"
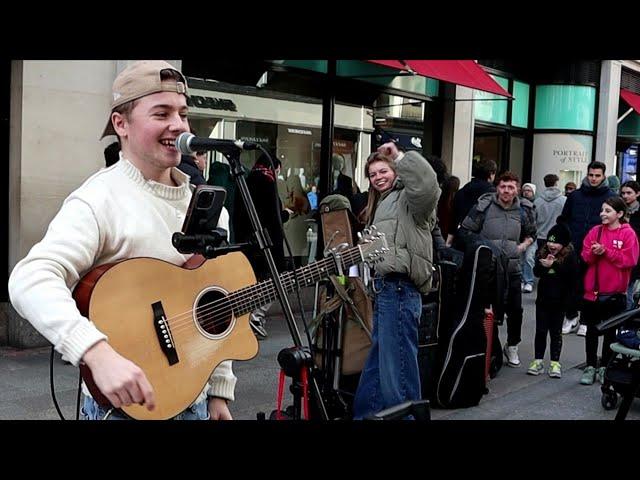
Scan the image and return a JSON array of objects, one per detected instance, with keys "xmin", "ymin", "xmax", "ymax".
[{"xmin": 601, "ymin": 390, "xmax": 618, "ymax": 411}]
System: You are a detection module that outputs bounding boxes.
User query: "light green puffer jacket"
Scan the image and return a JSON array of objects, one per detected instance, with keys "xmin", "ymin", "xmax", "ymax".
[{"xmin": 370, "ymin": 151, "xmax": 441, "ymax": 294}]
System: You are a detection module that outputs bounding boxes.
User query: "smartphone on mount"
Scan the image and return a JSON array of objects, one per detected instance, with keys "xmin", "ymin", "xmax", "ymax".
[{"xmin": 181, "ymin": 185, "xmax": 227, "ymax": 235}]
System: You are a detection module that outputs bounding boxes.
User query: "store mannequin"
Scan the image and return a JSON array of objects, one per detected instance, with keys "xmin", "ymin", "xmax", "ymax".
[
  {"xmin": 332, "ymin": 153, "xmax": 345, "ymax": 191},
  {"xmin": 298, "ymin": 167, "xmax": 306, "ymax": 189}
]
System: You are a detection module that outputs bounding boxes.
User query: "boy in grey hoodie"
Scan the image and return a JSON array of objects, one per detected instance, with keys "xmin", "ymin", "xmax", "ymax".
[{"xmin": 534, "ymin": 174, "xmax": 567, "ymax": 249}]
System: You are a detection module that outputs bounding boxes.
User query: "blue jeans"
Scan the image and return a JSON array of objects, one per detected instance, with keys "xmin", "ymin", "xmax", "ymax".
[
  {"xmin": 81, "ymin": 396, "xmax": 210, "ymax": 420},
  {"xmin": 521, "ymin": 242, "xmax": 536, "ymax": 286},
  {"xmin": 353, "ymin": 275, "xmax": 422, "ymax": 420},
  {"xmin": 627, "ymin": 280, "xmax": 639, "ymax": 310}
]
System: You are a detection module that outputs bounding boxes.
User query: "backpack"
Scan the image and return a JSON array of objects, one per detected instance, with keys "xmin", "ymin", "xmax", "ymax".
[
  {"xmin": 310, "ymin": 193, "xmax": 374, "ymax": 375},
  {"xmin": 311, "ymin": 275, "xmax": 373, "ymax": 375}
]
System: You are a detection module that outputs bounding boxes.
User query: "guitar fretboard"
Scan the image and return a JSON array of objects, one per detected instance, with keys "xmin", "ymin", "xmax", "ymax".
[{"xmin": 229, "ymin": 246, "xmax": 363, "ymax": 316}]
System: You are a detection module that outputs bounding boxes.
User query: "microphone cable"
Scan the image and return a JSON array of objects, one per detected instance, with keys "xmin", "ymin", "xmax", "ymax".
[
  {"xmin": 75, "ymin": 366, "xmax": 82, "ymax": 420},
  {"xmin": 49, "ymin": 345, "xmax": 84, "ymax": 420},
  {"xmin": 49, "ymin": 345, "xmax": 66, "ymax": 420}
]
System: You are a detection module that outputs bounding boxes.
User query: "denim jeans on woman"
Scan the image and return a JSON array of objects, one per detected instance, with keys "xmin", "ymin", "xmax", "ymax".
[
  {"xmin": 353, "ymin": 275, "xmax": 422, "ymax": 420},
  {"xmin": 81, "ymin": 395, "xmax": 210, "ymax": 420}
]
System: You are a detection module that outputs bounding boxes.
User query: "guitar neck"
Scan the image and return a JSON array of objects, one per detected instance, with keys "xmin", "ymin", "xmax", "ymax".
[{"xmin": 229, "ymin": 245, "xmax": 363, "ymax": 316}]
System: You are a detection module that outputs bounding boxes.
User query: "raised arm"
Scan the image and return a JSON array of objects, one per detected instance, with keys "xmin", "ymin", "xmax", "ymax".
[
  {"xmin": 384, "ymin": 146, "xmax": 440, "ymax": 225},
  {"xmin": 399, "ymin": 151, "xmax": 440, "ymax": 223}
]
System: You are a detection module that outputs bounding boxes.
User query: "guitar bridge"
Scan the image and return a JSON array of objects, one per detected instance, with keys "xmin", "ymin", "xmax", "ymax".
[{"xmin": 152, "ymin": 301, "xmax": 179, "ymax": 366}]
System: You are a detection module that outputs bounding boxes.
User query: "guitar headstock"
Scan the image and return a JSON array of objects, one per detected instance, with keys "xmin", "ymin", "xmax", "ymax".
[{"xmin": 357, "ymin": 225, "xmax": 389, "ymax": 267}]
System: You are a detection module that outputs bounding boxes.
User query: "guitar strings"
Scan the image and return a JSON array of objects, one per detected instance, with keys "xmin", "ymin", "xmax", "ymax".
[
  {"xmin": 176, "ymin": 251, "xmax": 371, "ymax": 358},
  {"xmin": 168, "ymin": 269, "xmax": 322, "ymax": 340},
  {"xmin": 163, "ymin": 250, "xmax": 364, "ymax": 335},
  {"xmin": 170, "ymin": 255, "xmax": 362, "ymax": 356},
  {"xmin": 168, "ymin": 252, "xmax": 361, "ymax": 335}
]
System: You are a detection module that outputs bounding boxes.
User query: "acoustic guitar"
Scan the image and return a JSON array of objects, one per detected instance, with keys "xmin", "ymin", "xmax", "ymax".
[{"xmin": 73, "ymin": 227, "xmax": 387, "ymax": 420}]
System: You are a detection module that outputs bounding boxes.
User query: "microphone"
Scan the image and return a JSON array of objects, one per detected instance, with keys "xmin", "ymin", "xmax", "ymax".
[{"xmin": 175, "ymin": 132, "xmax": 258, "ymax": 155}]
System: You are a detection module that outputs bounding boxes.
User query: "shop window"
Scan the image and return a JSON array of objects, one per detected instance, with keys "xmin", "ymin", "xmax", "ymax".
[
  {"xmin": 534, "ymin": 85, "xmax": 596, "ymax": 131},
  {"xmin": 236, "ymin": 121, "xmax": 279, "ymax": 170},
  {"xmin": 474, "ymin": 75, "xmax": 509, "ymax": 125},
  {"xmin": 473, "ymin": 134, "xmax": 504, "ymax": 174},
  {"xmin": 620, "ymin": 145, "xmax": 638, "ymax": 183},
  {"xmin": 275, "ymin": 125, "xmax": 319, "ymax": 265},
  {"xmin": 511, "ymin": 81, "xmax": 530, "ymax": 128}
]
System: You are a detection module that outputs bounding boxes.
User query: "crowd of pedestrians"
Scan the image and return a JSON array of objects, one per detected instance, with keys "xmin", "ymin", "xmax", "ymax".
[{"xmin": 448, "ymin": 160, "xmax": 640, "ymax": 385}]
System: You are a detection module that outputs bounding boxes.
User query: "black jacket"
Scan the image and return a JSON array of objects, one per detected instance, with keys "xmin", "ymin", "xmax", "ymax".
[
  {"xmin": 560, "ymin": 177, "xmax": 616, "ymax": 256},
  {"xmin": 533, "ymin": 244, "xmax": 578, "ymax": 310},
  {"xmin": 177, "ymin": 155, "xmax": 206, "ymax": 186},
  {"xmin": 452, "ymin": 178, "xmax": 496, "ymax": 235},
  {"xmin": 233, "ymin": 168, "xmax": 290, "ymax": 279}
]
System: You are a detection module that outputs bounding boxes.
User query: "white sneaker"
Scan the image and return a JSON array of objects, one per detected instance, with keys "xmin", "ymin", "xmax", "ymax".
[
  {"xmin": 522, "ymin": 284, "xmax": 533, "ymax": 293},
  {"xmin": 562, "ymin": 317, "xmax": 579, "ymax": 334},
  {"xmin": 503, "ymin": 344, "xmax": 521, "ymax": 367},
  {"xmin": 577, "ymin": 324, "xmax": 587, "ymax": 337}
]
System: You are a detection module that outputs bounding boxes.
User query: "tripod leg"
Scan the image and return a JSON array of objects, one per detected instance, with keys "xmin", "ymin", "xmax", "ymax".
[
  {"xmin": 313, "ymin": 281, "xmax": 321, "ymax": 319},
  {"xmin": 332, "ymin": 305, "xmax": 345, "ymax": 390}
]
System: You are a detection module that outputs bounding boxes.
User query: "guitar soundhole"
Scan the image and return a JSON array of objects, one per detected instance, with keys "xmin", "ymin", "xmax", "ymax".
[{"xmin": 196, "ymin": 290, "xmax": 232, "ymax": 336}]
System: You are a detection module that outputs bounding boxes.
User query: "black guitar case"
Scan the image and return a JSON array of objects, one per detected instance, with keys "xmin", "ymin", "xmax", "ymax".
[
  {"xmin": 433, "ymin": 242, "xmax": 495, "ymax": 408},
  {"xmin": 418, "ymin": 259, "xmax": 458, "ymax": 403}
]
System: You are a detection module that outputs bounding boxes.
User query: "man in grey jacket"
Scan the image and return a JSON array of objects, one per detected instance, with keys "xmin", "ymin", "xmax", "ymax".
[
  {"xmin": 534, "ymin": 174, "xmax": 566, "ymax": 248},
  {"xmin": 459, "ymin": 171, "xmax": 537, "ymax": 368}
]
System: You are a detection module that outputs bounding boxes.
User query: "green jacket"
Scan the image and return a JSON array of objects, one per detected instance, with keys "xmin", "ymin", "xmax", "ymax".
[{"xmin": 371, "ymin": 151, "xmax": 441, "ymax": 293}]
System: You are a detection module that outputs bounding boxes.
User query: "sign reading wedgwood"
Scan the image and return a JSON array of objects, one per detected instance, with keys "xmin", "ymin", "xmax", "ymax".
[
  {"xmin": 187, "ymin": 95, "xmax": 237, "ymax": 112},
  {"xmin": 186, "ymin": 88, "xmax": 374, "ymax": 132}
]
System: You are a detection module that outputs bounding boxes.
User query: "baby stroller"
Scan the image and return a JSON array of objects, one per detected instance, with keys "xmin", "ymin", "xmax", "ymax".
[{"xmin": 595, "ymin": 307, "xmax": 640, "ymax": 420}]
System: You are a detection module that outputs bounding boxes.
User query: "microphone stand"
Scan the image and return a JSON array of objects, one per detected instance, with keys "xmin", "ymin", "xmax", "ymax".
[{"xmin": 224, "ymin": 146, "xmax": 329, "ymax": 420}]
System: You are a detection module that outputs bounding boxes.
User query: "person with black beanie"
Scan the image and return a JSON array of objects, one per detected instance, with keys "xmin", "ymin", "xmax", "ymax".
[{"xmin": 528, "ymin": 223, "xmax": 578, "ymax": 378}]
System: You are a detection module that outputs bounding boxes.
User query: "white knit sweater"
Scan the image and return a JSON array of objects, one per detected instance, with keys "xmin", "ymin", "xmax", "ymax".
[{"xmin": 8, "ymin": 158, "xmax": 236, "ymax": 403}]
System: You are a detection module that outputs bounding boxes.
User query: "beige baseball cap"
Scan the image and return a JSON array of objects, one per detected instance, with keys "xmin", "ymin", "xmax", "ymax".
[{"xmin": 100, "ymin": 60, "xmax": 188, "ymax": 139}]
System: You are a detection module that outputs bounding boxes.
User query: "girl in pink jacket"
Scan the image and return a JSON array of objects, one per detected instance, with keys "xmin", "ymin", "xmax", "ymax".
[{"xmin": 580, "ymin": 196, "xmax": 639, "ymax": 385}]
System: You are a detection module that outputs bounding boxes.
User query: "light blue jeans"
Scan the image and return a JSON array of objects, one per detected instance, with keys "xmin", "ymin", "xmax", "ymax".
[
  {"xmin": 81, "ymin": 396, "xmax": 210, "ymax": 420},
  {"xmin": 521, "ymin": 242, "xmax": 537, "ymax": 286},
  {"xmin": 353, "ymin": 275, "xmax": 422, "ymax": 420}
]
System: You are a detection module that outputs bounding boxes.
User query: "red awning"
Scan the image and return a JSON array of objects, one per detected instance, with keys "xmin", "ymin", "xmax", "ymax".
[
  {"xmin": 368, "ymin": 60, "xmax": 512, "ymax": 98},
  {"xmin": 621, "ymin": 88, "xmax": 640, "ymax": 114}
]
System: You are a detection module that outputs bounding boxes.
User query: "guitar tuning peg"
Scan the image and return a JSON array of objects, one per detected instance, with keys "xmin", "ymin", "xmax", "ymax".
[
  {"xmin": 357, "ymin": 232, "xmax": 363, "ymax": 240},
  {"xmin": 370, "ymin": 225, "xmax": 377, "ymax": 231}
]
